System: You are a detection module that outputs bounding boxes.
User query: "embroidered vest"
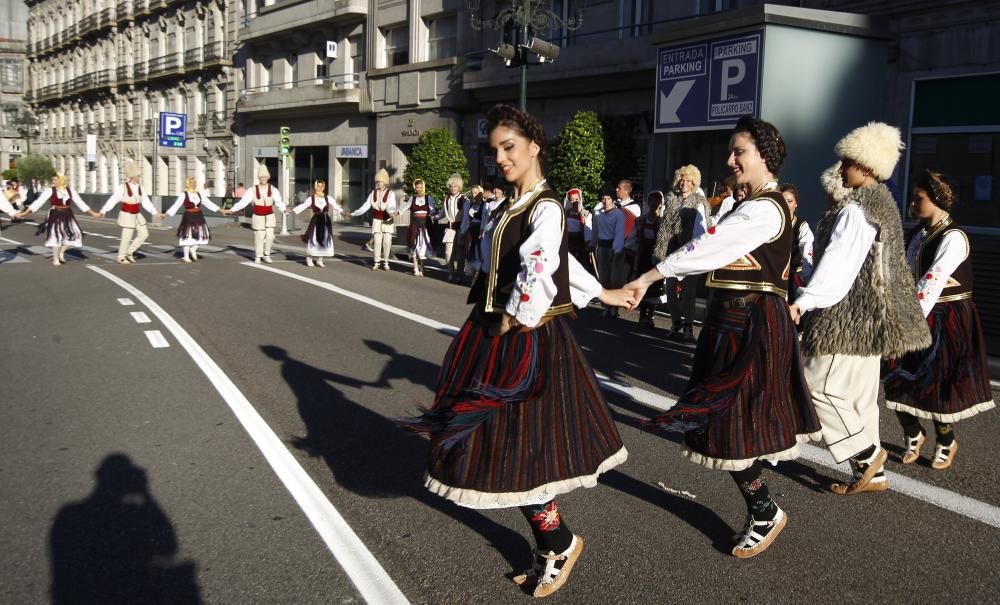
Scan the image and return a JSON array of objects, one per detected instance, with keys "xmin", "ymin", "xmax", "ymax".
[
  {"xmin": 50, "ymin": 188, "xmax": 71, "ymax": 208},
  {"xmin": 706, "ymin": 191, "xmax": 792, "ymax": 298},
  {"xmin": 310, "ymin": 195, "xmax": 329, "ymax": 214},
  {"xmin": 912, "ymin": 217, "xmax": 973, "ymax": 303},
  {"xmin": 410, "ymin": 196, "xmax": 430, "ymax": 226},
  {"xmin": 370, "ymin": 189, "xmax": 391, "ymax": 220},
  {"xmin": 469, "ymin": 188, "xmax": 572, "ymax": 317},
  {"xmin": 183, "ymin": 192, "xmax": 202, "ymax": 211}
]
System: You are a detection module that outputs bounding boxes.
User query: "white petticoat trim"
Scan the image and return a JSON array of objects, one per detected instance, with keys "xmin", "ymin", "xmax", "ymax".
[
  {"xmin": 424, "ymin": 446, "xmax": 629, "ymax": 509},
  {"xmin": 682, "ymin": 431, "xmax": 824, "ymax": 472},
  {"xmin": 885, "ymin": 399, "xmax": 995, "ymax": 423}
]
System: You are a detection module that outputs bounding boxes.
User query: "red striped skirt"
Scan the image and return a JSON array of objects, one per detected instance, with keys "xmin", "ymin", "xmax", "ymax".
[
  {"xmin": 884, "ymin": 299, "xmax": 995, "ymax": 422},
  {"xmin": 650, "ymin": 292, "xmax": 821, "ymax": 470},
  {"xmin": 401, "ymin": 311, "xmax": 627, "ymax": 508}
]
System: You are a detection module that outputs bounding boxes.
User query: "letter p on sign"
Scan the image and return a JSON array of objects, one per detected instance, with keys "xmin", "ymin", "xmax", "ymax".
[
  {"xmin": 720, "ymin": 59, "xmax": 745, "ymax": 101},
  {"xmin": 165, "ymin": 115, "xmax": 183, "ymax": 135}
]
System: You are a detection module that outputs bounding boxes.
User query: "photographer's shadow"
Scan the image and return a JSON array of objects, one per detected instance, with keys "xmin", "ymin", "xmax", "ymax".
[
  {"xmin": 261, "ymin": 345, "xmax": 531, "ymax": 570},
  {"xmin": 49, "ymin": 454, "xmax": 202, "ymax": 605}
]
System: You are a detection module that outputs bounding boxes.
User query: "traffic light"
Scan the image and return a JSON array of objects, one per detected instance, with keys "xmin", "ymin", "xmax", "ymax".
[{"xmin": 279, "ymin": 126, "xmax": 291, "ymax": 156}]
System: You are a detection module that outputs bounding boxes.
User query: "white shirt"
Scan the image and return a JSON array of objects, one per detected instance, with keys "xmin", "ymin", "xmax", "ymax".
[
  {"xmin": 28, "ymin": 188, "xmax": 91, "ymax": 213},
  {"xmin": 351, "ymin": 188, "xmax": 397, "ymax": 216},
  {"xmin": 478, "ymin": 181, "xmax": 603, "ymax": 327},
  {"xmin": 231, "ymin": 184, "xmax": 287, "ymax": 213},
  {"xmin": 713, "ymin": 195, "xmax": 736, "ymax": 226},
  {"xmin": 0, "ymin": 195, "xmax": 17, "ymax": 217},
  {"xmin": 164, "ymin": 191, "xmax": 221, "ymax": 215},
  {"xmin": 908, "ymin": 226, "xmax": 969, "ymax": 317},
  {"xmin": 4, "ymin": 185, "xmax": 26, "ymax": 206},
  {"xmin": 614, "ymin": 200, "xmax": 642, "ymax": 253},
  {"xmin": 100, "ymin": 182, "xmax": 157, "ymax": 215},
  {"xmin": 794, "ymin": 204, "xmax": 878, "ymax": 313},
  {"xmin": 655, "ymin": 197, "xmax": 783, "ymax": 280},
  {"xmin": 796, "ymin": 220, "xmax": 815, "ymax": 282},
  {"xmin": 293, "ymin": 194, "xmax": 343, "ymax": 215}
]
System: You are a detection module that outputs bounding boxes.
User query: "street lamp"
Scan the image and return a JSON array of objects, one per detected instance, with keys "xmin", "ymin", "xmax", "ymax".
[{"xmin": 467, "ymin": 0, "xmax": 585, "ymax": 110}]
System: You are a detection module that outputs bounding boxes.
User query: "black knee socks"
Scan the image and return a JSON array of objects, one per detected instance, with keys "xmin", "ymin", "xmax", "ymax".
[
  {"xmin": 520, "ymin": 500, "xmax": 573, "ymax": 554},
  {"xmin": 934, "ymin": 421, "xmax": 955, "ymax": 446},
  {"xmin": 897, "ymin": 412, "xmax": 955, "ymax": 446},
  {"xmin": 730, "ymin": 463, "xmax": 777, "ymax": 521}
]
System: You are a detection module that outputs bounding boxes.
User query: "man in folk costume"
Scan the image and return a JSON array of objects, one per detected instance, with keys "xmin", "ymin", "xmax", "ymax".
[
  {"xmin": 789, "ymin": 123, "xmax": 932, "ymax": 495},
  {"xmin": 350, "ymin": 168, "xmax": 397, "ymax": 270},
  {"xmin": 401, "ymin": 178, "xmax": 436, "ymax": 276},
  {"xmin": 98, "ymin": 162, "xmax": 158, "ymax": 264},
  {"xmin": 460, "ymin": 184, "xmax": 485, "ymax": 277},
  {"xmin": 228, "ymin": 164, "xmax": 287, "ymax": 264},
  {"xmin": 613, "ymin": 179, "xmax": 642, "ymax": 285},
  {"xmin": 435, "ymin": 173, "xmax": 468, "ymax": 282},
  {"xmin": 591, "ymin": 193, "xmax": 621, "ymax": 317}
]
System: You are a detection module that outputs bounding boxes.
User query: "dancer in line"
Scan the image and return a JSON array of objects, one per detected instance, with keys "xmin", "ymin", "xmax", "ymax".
[
  {"xmin": 351, "ymin": 168, "xmax": 397, "ymax": 271},
  {"xmin": 402, "ymin": 104, "xmax": 633, "ymax": 598},
  {"xmin": 435, "ymin": 174, "xmax": 468, "ymax": 282},
  {"xmin": 161, "ymin": 177, "xmax": 221, "ymax": 263},
  {"xmin": 779, "ymin": 183, "xmax": 814, "ymax": 303},
  {"xmin": 291, "ymin": 179, "xmax": 342, "ymax": 267},
  {"xmin": 17, "ymin": 174, "xmax": 101, "ymax": 266},
  {"xmin": 789, "ymin": 123, "xmax": 931, "ymax": 495},
  {"xmin": 229, "ymin": 165, "xmax": 287, "ymax": 264},
  {"xmin": 98, "ymin": 162, "xmax": 158, "ymax": 264},
  {"xmin": 402, "ymin": 178, "xmax": 436, "ymax": 276},
  {"xmin": 626, "ymin": 116, "xmax": 821, "ymax": 558},
  {"xmin": 883, "ymin": 169, "xmax": 994, "ymax": 469}
]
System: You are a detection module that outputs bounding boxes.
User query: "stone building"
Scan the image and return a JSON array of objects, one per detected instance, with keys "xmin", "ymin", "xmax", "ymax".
[{"xmin": 1, "ymin": 0, "xmax": 29, "ymax": 172}]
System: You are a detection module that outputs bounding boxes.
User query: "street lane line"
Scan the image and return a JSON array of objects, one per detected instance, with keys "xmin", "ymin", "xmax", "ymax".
[
  {"xmin": 87, "ymin": 265, "xmax": 410, "ymax": 605},
  {"xmin": 144, "ymin": 330, "xmax": 170, "ymax": 348},
  {"xmin": 244, "ymin": 262, "xmax": 1000, "ymax": 530},
  {"xmin": 131, "ymin": 311, "xmax": 151, "ymax": 324},
  {"xmin": 1, "ymin": 236, "xmax": 25, "ymax": 245},
  {"xmin": 117, "ymin": 297, "xmax": 135, "ymax": 306}
]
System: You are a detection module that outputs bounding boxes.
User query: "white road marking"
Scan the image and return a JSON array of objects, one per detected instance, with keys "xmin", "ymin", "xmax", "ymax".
[
  {"xmin": 0, "ymin": 250, "xmax": 29, "ymax": 264},
  {"xmin": 130, "ymin": 311, "xmax": 151, "ymax": 324},
  {"xmin": 1, "ymin": 236, "xmax": 25, "ymax": 245},
  {"xmin": 244, "ymin": 262, "xmax": 1000, "ymax": 531},
  {"xmin": 144, "ymin": 330, "xmax": 170, "ymax": 348},
  {"xmin": 117, "ymin": 297, "xmax": 135, "ymax": 306},
  {"xmin": 87, "ymin": 265, "xmax": 410, "ymax": 605}
]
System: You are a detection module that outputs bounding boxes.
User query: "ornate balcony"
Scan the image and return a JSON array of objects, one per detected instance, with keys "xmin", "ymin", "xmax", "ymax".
[
  {"xmin": 79, "ymin": 15, "xmax": 99, "ymax": 36},
  {"xmin": 116, "ymin": 64, "xmax": 133, "ymax": 82},
  {"xmin": 148, "ymin": 53, "xmax": 183, "ymax": 78},
  {"xmin": 117, "ymin": 0, "xmax": 133, "ymax": 21},
  {"xmin": 133, "ymin": 62, "xmax": 148, "ymax": 80},
  {"xmin": 184, "ymin": 47, "xmax": 203, "ymax": 68}
]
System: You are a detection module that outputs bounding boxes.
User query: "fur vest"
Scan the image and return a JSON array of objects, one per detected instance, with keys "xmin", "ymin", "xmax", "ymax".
[
  {"xmin": 801, "ymin": 183, "xmax": 931, "ymax": 358},
  {"xmin": 653, "ymin": 189, "xmax": 709, "ymax": 262}
]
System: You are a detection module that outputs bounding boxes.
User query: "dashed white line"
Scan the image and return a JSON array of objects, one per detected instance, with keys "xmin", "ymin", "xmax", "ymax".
[
  {"xmin": 130, "ymin": 311, "xmax": 151, "ymax": 324},
  {"xmin": 117, "ymin": 297, "xmax": 135, "ymax": 306},
  {"xmin": 144, "ymin": 330, "xmax": 170, "ymax": 348},
  {"xmin": 87, "ymin": 265, "xmax": 410, "ymax": 605}
]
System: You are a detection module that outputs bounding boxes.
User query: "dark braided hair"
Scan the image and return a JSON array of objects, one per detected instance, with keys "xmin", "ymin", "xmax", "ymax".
[
  {"xmin": 485, "ymin": 104, "xmax": 547, "ymax": 151},
  {"xmin": 733, "ymin": 116, "xmax": 786, "ymax": 175},
  {"xmin": 779, "ymin": 183, "xmax": 799, "ymax": 203},
  {"xmin": 915, "ymin": 169, "xmax": 955, "ymax": 211}
]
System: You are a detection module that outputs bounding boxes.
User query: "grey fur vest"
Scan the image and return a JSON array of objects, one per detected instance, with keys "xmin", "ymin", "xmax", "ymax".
[
  {"xmin": 653, "ymin": 190, "xmax": 709, "ymax": 262},
  {"xmin": 801, "ymin": 183, "xmax": 931, "ymax": 358}
]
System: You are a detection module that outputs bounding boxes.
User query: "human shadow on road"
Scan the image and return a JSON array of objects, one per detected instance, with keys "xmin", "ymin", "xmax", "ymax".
[
  {"xmin": 48, "ymin": 454, "xmax": 202, "ymax": 605},
  {"xmin": 363, "ymin": 339, "xmax": 440, "ymax": 392},
  {"xmin": 262, "ymin": 345, "xmax": 532, "ymax": 571}
]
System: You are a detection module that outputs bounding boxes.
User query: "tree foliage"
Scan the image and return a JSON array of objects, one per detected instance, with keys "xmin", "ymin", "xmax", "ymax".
[
  {"xmin": 402, "ymin": 128, "xmax": 470, "ymax": 198},
  {"xmin": 2, "ymin": 168, "xmax": 16, "ymax": 181},
  {"xmin": 16, "ymin": 154, "xmax": 55, "ymax": 185},
  {"xmin": 548, "ymin": 111, "xmax": 604, "ymax": 210}
]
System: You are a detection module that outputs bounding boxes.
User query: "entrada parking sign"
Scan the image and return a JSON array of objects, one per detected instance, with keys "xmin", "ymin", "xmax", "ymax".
[{"xmin": 159, "ymin": 112, "xmax": 187, "ymax": 148}]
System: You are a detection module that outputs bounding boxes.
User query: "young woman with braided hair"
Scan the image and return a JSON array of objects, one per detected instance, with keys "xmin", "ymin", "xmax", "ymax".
[
  {"xmin": 625, "ymin": 115, "xmax": 821, "ymax": 559},
  {"xmin": 883, "ymin": 169, "xmax": 995, "ymax": 469},
  {"xmin": 401, "ymin": 104, "xmax": 633, "ymax": 598}
]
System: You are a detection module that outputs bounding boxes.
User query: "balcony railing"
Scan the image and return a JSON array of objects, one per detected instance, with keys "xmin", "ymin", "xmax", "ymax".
[
  {"xmin": 117, "ymin": 64, "xmax": 132, "ymax": 81},
  {"xmin": 148, "ymin": 53, "xmax": 182, "ymax": 77},
  {"xmin": 133, "ymin": 62, "xmax": 148, "ymax": 79},
  {"xmin": 203, "ymin": 42, "xmax": 227, "ymax": 66},
  {"xmin": 184, "ymin": 47, "xmax": 203, "ymax": 67},
  {"xmin": 117, "ymin": 0, "xmax": 133, "ymax": 21},
  {"xmin": 79, "ymin": 14, "xmax": 98, "ymax": 35}
]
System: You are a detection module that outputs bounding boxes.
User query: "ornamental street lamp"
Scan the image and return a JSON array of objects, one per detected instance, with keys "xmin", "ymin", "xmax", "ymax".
[{"xmin": 467, "ymin": 0, "xmax": 585, "ymax": 110}]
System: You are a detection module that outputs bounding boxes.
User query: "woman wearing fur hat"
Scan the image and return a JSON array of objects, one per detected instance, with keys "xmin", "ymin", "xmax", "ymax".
[
  {"xmin": 789, "ymin": 123, "xmax": 931, "ymax": 495},
  {"xmin": 17, "ymin": 173, "xmax": 101, "ymax": 265},
  {"xmin": 654, "ymin": 164, "xmax": 710, "ymax": 341},
  {"xmin": 161, "ymin": 177, "xmax": 222, "ymax": 262},
  {"xmin": 882, "ymin": 170, "xmax": 994, "ymax": 469},
  {"xmin": 291, "ymin": 179, "xmax": 342, "ymax": 267},
  {"xmin": 563, "ymin": 188, "xmax": 594, "ymax": 274},
  {"xmin": 227, "ymin": 164, "xmax": 287, "ymax": 264},
  {"xmin": 351, "ymin": 168, "xmax": 397, "ymax": 271},
  {"xmin": 401, "ymin": 104, "xmax": 634, "ymax": 598},
  {"xmin": 434, "ymin": 173, "xmax": 468, "ymax": 281},
  {"xmin": 625, "ymin": 116, "xmax": 821, "ymax": 559},
  {"xmin": 98, "ymin": 161, "xmax": 158, "ymax": 264}
]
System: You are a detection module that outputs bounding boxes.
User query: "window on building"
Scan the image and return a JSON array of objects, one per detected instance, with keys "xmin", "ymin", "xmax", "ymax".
[
  {"xmin": 426, "ymin": 13, "xmax": 457, "ymax": 60},
  {"xmin": 349, "ymin": 35, "xmax": 365, "ymax": 75},
  {"xmin": 0, "ymin": 58, "xmax": 20, "ymax": 88},
  {"xmin": 383, "ymin": 25, "xmax": 409, "ymax": 68},
  {"xmin": 316, "ymin": 61, "xmax": 328, "ymax": 80}
]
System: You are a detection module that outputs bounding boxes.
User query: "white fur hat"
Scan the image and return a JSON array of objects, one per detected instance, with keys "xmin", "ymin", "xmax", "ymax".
[
  {"xmin": 834, "ymin": 122, "xmax": 904, "ymax": 182},
  {"xmin": 125, "ymin": 161, "xmax": 140, "ymax": 178},
  {"xmin": 820, "ymin": 161, "xmax": 850, "ymax": 203},
  {"xmin": 374, "ymin": 168, "xmax": 390, "ymax": 184},
  {"xmin": 257, "ymin": 164, "xmax": 271, "ymax": 178}
]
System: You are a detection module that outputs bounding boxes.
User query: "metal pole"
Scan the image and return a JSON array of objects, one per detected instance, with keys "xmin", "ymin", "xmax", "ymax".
[
  {"xmin": 520, "ymin": 19, "xmax": 529, "ymax": 111},
  {"xmin": 279, "ymin": 153, "xmax": 289, "ymax": 235},
  {"xmin": 152, "ymin": 113, "xmax": 159, "ymax": 196}
]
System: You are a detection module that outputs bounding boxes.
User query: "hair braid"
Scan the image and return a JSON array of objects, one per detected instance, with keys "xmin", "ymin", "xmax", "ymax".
[
  {"xmin": 916, "ymin": 169, "xmax": 955, "ymax": 211},
  {"xmin": 733, "ymin": 116, "xmax": 786, "ymax": 175}
]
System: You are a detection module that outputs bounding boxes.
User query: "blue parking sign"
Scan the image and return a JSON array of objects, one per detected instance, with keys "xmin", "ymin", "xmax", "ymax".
[{"xmin": 159, "ymin": 112, "xmax": 187, "ymax": 148}]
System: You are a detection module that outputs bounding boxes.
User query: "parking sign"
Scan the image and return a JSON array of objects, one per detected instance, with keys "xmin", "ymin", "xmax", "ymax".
[{"xmin": 159, "ymin": 112, "xmax": 187, "ymax": 148}]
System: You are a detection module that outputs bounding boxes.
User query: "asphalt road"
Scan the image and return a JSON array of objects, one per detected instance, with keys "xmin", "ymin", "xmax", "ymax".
[{"xmin": 1, "ymin": 213, "xmax": 999, "ymax": 604}]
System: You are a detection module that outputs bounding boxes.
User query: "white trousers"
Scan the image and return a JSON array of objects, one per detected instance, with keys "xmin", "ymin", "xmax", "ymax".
[
  {"xmin": 373, "ymin": 231, "xmax": 392, "ymax": 264},
  {"xmin": 253, "ymin": 228, "xmax": 275, "ymax": 258},
  {"xmin": 118, "ymin": 224, "xmax": 149, "ymax": 259},
  {"xmin": 803, "ymin": 353, "xmax": 881, "ymax": 463}
]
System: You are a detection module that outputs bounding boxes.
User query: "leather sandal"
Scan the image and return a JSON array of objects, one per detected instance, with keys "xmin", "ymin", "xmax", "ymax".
[
  {"xmin": 532, "ymin": 534, "xmax": 583, "ymax": 598},
  {"xmin": 830, "ymin": 448, "xmax": 888, "ymax": 495},
  {"xmin": 901, "ymin": 432, "xmax": 925, "ymax": 465},
  {"xmin": 732, "ymin": 507, "xmax": 787, "ymax": 559},
  {"xmin": 932, "ymin": 440, "xmax": 958, "ymax": 470}
]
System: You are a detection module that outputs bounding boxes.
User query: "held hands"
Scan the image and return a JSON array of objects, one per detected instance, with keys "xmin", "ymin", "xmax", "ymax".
[
  {"xmin": 622, "ymin": 279, "xmax": 650, "ymax": 311},
  {"xmin": 87, "ymin": 210, "xmax": 102, "ymax": 218},
  {"xmin": 788, "ymin": 303, "xmax": 802, "ymax": 325},
  {"xmin": 219, "ymin": 208, "xmax": 230, "ymax": 216},
  {"xmin": 488, "ymin": 313, "xmax": 520, "ymax": 338},
  {"xmin": 14, "ymin": 209, "xmax": 29, "ymax": 219},
  {"xmin": 599, "ymin": 288, "xmax": 637, "ymax": 310}
]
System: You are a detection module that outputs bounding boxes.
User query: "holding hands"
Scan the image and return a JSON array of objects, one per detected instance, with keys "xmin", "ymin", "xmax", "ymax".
[
  {"xmin": 788, "ymin": 303, "xmax": 802, "ymax": 325},
  {"xmin": 600, "ymin": 288, "xmax": 637, "ymax": 310}
]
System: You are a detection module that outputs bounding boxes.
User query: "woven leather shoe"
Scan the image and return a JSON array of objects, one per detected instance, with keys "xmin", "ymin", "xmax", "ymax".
[{"xmin": 830, "ymin": 448, "xmax": 888, "ymax": 495}]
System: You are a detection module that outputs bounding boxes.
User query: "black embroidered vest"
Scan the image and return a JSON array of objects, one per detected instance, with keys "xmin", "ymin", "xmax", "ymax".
[
  {"xmin": 912, "ymin": 217, "xmax": 973, "ymax": 303},
  {"xmin": 706, "ymin": 191, "xmax": 792, "ymax": 298}
]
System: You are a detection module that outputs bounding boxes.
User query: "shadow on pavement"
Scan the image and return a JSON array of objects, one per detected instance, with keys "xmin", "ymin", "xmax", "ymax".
[{"xmin": 48, "ymin": 454, "xmax": 202, "ymax": 605}]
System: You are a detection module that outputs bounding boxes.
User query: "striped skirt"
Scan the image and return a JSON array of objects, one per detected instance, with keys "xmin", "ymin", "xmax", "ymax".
[
  {"xmin": 401, "ymin": 310, "xmax": 628, "ymax": 509},
  {"xmin": 650, "ymin": 292, "xmax": 822, "ymax": 471},
  {"xmin": 177, "ymin": 210, "xmax": 210, "ymax": 246},
  {"xmin": 884, "ymin": 299, "xmax": 995, "ymax": 422}
]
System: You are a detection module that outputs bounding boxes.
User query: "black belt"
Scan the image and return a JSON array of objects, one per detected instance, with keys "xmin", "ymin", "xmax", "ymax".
[
  {"xmin": 597, "ymin": 239, "xmax": 613, "ymax": 248},
  {"xmin": 716, "ymin": 292, "xmax": 761, "ymax": 309}
]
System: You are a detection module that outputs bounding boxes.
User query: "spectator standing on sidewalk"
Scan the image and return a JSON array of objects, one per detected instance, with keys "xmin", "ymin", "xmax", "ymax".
[
  {"xmin": 591, "ymin": 193, "xmax": 620, "ymax": 317},
  {"xmin": 436, "ymin": 173, "xmax": 468, "ymax": 282}
]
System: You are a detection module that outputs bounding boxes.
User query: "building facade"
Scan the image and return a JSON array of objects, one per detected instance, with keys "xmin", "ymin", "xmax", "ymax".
[
  {"xmin": 24, "ymin": 0, "xmax": 240, "ymax": 196},
  {"xmin": 1, "ymin": 0, "xmax": 29, "ymax": 172}
]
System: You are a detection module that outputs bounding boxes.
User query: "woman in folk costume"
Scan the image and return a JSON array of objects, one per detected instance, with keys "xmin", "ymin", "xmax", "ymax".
[
  {"xmin": 98, "ymin": 161, "xmax": 158, "ymax": 264},
  {"xmin": 635, "ymin": 190, "xmax": 665, "ymax": 329},
  {"xmin": 883, "ymin": 169, "xmax": 994, "ymax": 469},
  {"xmin": 778, "ymin": 183, "xmax": 815, "ymax": 304},
  {"xmin": 292, "ymin": 179, "xmax": 342, "ymax": 267},
  {"xmin": 18, "ymin": 173, "xmax": 101, "ymax": 265},
  {"xmin": 562, "ymin": 188, "xmax": 594, "ymax": 275},
  {"xmin": 350, "ymin": 168, "xmax": 397, "ymax": 271},
  {"xmin": 228, "ymin": 164, "xmax": 287, "ymax": 264},
  {"xmin": 401, "ymin": 104, "xmax": 633, "ymax": 598},
  {"xmin": 626, "ymin": 116, "xmax": 822, "ymax": 559},
  {"xmin": 402, "ymin": 178, "xmax": 436, "ymax": 276},
  {"xmin": 161, "ymin": 177, "xmax": 222, "ymax": 263},
  {"xmin": 1, "ymin": 181, "xmax": 21, "ymax": 219},
  {"xmin": 435, "ymin": 173, "xmax": 468, "ymax": 282},
  {"xmin": 655, "ymin": 164, "xmax": 710, "ymax": 342},
  {"xmin": 789, "ymin": 124, "xmax": 931, "ymax": 496}
]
